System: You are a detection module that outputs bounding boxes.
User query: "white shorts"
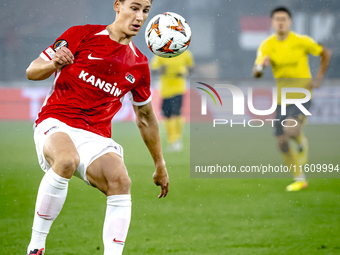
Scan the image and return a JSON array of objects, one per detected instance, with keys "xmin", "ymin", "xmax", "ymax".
[{"xmin": 34, "ymin": 118, "xmax": 124, "ymax": 185}]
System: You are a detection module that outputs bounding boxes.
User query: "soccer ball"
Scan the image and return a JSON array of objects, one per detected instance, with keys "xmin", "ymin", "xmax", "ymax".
[{"xmin": 145, "ymin": 12, "xmax": 191, "ymax": 58}]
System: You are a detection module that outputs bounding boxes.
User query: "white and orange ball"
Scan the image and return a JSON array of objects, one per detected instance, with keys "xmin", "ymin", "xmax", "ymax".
[{"xmin": 145, "ymin": 12, "xmax": 191, "ymax": 58}]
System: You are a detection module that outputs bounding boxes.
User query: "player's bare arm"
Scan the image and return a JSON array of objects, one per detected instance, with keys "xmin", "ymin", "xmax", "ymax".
[
  {"xmin": 26, "ymin": 47, "xmax": 74, "ymax": 81},
  {"xmin": 133, "ymin": 102, "xmax": 169, "ymax": 198},
  {"xmin": 253, "ymin": 56, "xmax": 270, "ymax": 78},
  {"xmin": 309, "ymin": 47, "xmax": 332, "ymax": 89}
]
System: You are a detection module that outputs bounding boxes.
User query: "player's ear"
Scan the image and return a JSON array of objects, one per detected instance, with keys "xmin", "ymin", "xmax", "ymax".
[
  {"xmin": 271, "ymin": 19, "xmax": 275, "ymax": 29},
  {"xmin": 288, "ymin": 18, "xmax": 292, "ymax": 27},
  {"xmin": 113, "ymin": 0, "xmax": 121, "ymax": 13}
]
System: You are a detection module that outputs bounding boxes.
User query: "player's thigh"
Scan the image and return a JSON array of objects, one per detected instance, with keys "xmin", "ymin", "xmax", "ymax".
[
  {"xmin": 86, "ymin": 152, "xmax": 130, "ymax": 196},
  {"xmin": 43, "ymin": 132, "xmax": 80, "ymax": 177},
  {"xmin": 274, "ymin": 105, "xmax": 285, "ymax": 136},
  {"xmin": 283, "ymin": 102, "xmax": 310, "ymax": 135},
  {"xmin": 282, "ymin": 117, "xmax": 302, "ymax": 137},
  {"xmin": 275, "ymin": 110, "xmax": 301, "ymax": 138}
]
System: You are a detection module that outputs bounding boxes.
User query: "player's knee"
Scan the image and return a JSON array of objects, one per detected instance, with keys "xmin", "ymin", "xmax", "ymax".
[
  {"xmin": 107, "ymin": 172, "xmax": 131, "ymax": 193},
  {"xmin": 277, "ymin": 139, "xmax": 289, "ymax": 153},
  {"xmin": 283, "ymin": 119, "xmax": 300, "ymax": 137},
  {"xmin": 55, "ymin": 154, "xmax": 80, "ymax": 177}
]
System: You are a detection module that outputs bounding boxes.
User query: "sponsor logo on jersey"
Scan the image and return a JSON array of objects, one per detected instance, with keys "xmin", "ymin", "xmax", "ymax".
[
  {"xmin": 53, "ymin": 39, "xmax": 68, "ymax": 51},
  {"xmin": 125, "ymin": 73, "xmax": 135, "ymax": 84},
  {"xmin": 79, "ymin": 70, "xmax": 122, "ymax": 97},
  {"xmin": 88, "ymin": 53, "xmax": 103, "ymax": 60}
]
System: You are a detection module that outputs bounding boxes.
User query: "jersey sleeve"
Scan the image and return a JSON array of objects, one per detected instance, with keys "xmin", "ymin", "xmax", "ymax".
[
  {"xmin": 129, "ymin": 64, "xmax": 152, "ymax": 106},
  {"xmin": 255, "ymin": 40, "xmax": 269, "ymax": 65},
  {"xmin": 301, "ymin": 35, "xmax": 323, "ymax": 56},
  {"xmin": 40, "ymin": 26, "xmax": 85, "ymax": 61}
]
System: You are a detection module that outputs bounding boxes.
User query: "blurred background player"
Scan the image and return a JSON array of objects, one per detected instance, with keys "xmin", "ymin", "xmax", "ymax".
[
  {"xmin": 253, "ymin": 6, "xmax": 331, "ymax": 191},
  {"xmin": 151, "ymin": 49, "xmax": 194, "ymax": 152},
  {"xmin": 25, "ymin": 0, "xmax": 169, "ymax": 254}
]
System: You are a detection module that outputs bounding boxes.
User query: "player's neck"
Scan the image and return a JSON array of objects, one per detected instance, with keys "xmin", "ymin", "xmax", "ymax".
[
  {"xmin": 106, "ymin": 24, "xmax": 132, "ymax": 45},
  {"xmin": 276, "ymin": 31, "xmax": 290, "ymax": 41}
]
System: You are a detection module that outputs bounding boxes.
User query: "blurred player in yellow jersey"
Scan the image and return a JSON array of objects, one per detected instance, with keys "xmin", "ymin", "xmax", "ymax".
[
  {"xmin": 151, "ymin": 49, "xmax": 194, "ymax": 152},
  {"xmin": 253, "ymin": 7, "xmax": 331, "ymax": 191}
]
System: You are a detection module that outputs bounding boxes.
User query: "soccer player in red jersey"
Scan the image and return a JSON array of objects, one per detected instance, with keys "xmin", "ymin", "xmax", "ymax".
[{"xmin": 25, "ymin": 0, "xmax": 168, "ymax": 254}]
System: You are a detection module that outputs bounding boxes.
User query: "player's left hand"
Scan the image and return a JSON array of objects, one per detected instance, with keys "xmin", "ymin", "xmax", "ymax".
[
  {"xmin": 153, "ymin": 163, "xmax": 169, "ymax": 198},
  {"xmin": 307, "ymin": 75, "xmax": 323, "ymax": 89},
  {"xmin": 307, "ymin": 80, "xmax": 321, "ymax": 89}
]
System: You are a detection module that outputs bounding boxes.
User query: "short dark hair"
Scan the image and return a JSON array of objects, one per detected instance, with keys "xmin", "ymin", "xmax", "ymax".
[{"xmin": 270, "ymin": 7, "xmax": 292, "ymax": 18}]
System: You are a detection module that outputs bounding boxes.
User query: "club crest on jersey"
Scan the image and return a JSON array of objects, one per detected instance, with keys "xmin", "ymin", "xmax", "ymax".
[
  {"xmin": 79, "ymin": 70, "xmax": 122, "ymax": 97},
  {"xmin": 53, "ymin": 39, "xmax": 68, "ymax": 51},
  {"xmin": 125, "ymin": 73, "xmax": 135, "ymax": 84}
]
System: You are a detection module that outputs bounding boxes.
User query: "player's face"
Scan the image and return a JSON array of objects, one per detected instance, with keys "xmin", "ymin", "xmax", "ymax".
[
  {"xmin": 114, "ymin": 0, "xmax": 151, "ymax": 36},
  {"xmin": 271, "ymin": 12, "xmax": 291, "ymax": 34}
]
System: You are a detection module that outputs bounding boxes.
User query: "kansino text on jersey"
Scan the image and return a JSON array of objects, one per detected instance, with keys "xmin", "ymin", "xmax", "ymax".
[
  {"xmin": 213, "ymin": 119, "xmax": 298, "ymax": 128},
  {"xmin": 79, "ymin": 70, "xmax": 122, "ymax": 97}
]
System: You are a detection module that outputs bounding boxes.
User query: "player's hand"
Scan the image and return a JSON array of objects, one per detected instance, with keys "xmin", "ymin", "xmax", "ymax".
[
  {"xmin": 153, "ymin": 163, "xmax": 169, "ymax": 198},
  {"xmin": 253, "ymin": 65, "xmax": 263, "ymax": 78},
  {"xmin": 308, "ymin": 74, "xmax": 323, "ymax": 89},
  {"xmin": 52, "ymin": 46, "xmax": 74, "ymax": 69},
  {"xmin": 253, "ymin": 56, "xmax": 270, "ymax": 78},
  {"xmin": 307, "ymin": 79, "xmax": 322, "ymax": 89}
]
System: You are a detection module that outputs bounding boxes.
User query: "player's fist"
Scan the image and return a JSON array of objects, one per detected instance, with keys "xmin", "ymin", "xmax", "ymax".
[
  {"xmin": 308, "ymin": 73, "xmax": 323, "ymax": 89},
  {"xmin": 153, "ymin": 164, "xmax": 169, "ymax": 198},
  {"xmin": 308, "ymin": 79, "xmax": 322, "ymax": 89},
  {"xmin": 53, "ymin": 46, "xmax": 74, "ymax": 69},
  {"xmin": 253, "ymin": 65, "xmax": 263, "ymax": 78},
  {"xmin": 253, "ymin": 56, "xmax": 270, "ymax": 78}
]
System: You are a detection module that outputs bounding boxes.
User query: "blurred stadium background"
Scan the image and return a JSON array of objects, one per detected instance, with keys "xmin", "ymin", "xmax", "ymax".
[
  {"xmin": 1, "ymin": 0, "xmax": 340, "ymax": 121},
  {"xmin": 1, "ymin": 0, "xmax": 340, "ymax": 254},
  {"xmin": 1, "ymin": 0, "xmax": 340, "ymax": 83}
]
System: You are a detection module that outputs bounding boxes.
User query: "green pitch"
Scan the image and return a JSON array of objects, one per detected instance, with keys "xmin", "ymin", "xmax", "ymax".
[{"xmin": 0, "ymin": 121, "xmax": 339, "ymax": 254}]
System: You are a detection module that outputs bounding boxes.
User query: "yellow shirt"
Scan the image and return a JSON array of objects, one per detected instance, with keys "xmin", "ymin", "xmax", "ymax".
[
  {"xmin": 151, "ymin": 50, "xmax": 194, "ymax": 99},
  {"xmin": 255, "ymin": 31, "xmax": 323, "ymax": 104}
]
